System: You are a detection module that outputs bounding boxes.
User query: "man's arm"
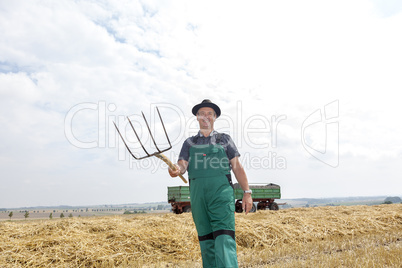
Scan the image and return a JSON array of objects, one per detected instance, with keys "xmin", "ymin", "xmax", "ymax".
[
  {"xmin": 230, "ymin": 156, "xmax": 253, "ymax": 214},
  {"xmin": 169, "ymin": 138, "xmax": 190, "ymax": 177}
]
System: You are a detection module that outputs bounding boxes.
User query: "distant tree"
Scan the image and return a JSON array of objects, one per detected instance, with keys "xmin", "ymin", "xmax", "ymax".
[
  {"xmin": 60, "ymin": 213, "xmax": 65, "ymax": 218},
  {"xmin": 384, "ymin": 196, "xmax": 401, "ymax": 204},
  {"xmin": 49, "ymin": 213, "xmax": 53, "ymax": 219},
  {"xmin": 8, "ymin": 211, "xmax": 13, "ymax": 220},
  {"xmin": 24, "ymin": 211, "xmax": 29, "ymax": 220},
  {"xmin": 68, "ymin": 213, "xmax": 73, "ymax": 218}
]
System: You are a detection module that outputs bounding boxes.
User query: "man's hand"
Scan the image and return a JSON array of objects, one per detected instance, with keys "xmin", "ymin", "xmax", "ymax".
[
  {"xmin": 168, "ymin": 160, "xmax": 188, "ymax": 178},
  {"xmin": 168, "ymin": 164, "xmax": 181, "ymax": 177},
  {"xmin": 242, "ymin": 193, "xmax": 253, "ymax": 215}
]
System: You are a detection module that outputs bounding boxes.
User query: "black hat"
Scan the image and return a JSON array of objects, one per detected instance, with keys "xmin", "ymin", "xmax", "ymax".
[{"xmin": 192, "ymin": 99, "xmax": 221, "ymax": 118}]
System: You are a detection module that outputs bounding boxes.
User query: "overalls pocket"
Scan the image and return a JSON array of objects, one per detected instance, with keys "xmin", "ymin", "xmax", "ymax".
[{"xmin": 188, "ymin": 144, "xmax": 230, "ymax": 179}]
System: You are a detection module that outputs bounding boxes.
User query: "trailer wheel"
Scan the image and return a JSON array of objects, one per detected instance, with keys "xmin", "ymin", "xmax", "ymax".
[
  {"xmin": 183, "ymin": 205, "xmax": 191, "ymax": 213},
  {"xmin": 257, "ymin": 202, "xmax": 267, "ymax": 210},
  {"xmin": 173, "ymin": 208, "xmax": 182, "ymax": 214},
  {"xmin": 250, "ymin": 203, "xmax": 257, "ymax": 213},
  {"xmin": 269, "ymin": 202, "xmax": 279, "ymax": 211},
  {"xmin": 235, "ymin": 200, "xmax": 243, "ymax": 213},
  {"xmin": 234, "ymin": 202, "xmax": 256, "ymax": 213}
]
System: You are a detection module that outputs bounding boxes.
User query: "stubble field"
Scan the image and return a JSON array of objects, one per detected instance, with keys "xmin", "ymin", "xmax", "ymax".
[{"xmin": 0, "ymin": 204, "xmax": 401, "ymax": 267}]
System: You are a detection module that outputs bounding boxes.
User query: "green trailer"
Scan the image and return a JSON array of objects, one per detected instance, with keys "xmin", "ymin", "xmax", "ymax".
[
  {"xmin": 233, "ymin": 183, "xmax": 281, "ymax": 212},
  {"xmin": 168, "ymin": 183, "xmax": 281, "ymax": 214},
  {"xmin": 167, "ymin": 186, "xmax": 191, "ymax": 214}
]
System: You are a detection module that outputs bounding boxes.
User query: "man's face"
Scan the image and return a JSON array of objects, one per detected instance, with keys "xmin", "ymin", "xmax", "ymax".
[{"xmin": 197, "ymin": 107, "xmax": 216, "ymax": 130}]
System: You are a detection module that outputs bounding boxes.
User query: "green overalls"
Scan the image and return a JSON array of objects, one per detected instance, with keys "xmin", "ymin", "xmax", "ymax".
[{"xmin": 188, "ymin": 143, "xmax": 238, "ymax": 268}]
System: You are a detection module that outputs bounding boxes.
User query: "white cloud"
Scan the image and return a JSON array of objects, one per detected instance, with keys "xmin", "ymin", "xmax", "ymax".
[{"xmin": 0, "ymin": 0, "xmax": 401, "ymax": 207}]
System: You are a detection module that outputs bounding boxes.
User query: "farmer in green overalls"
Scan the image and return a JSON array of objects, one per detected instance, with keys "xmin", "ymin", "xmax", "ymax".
[{"xmin": 169, "ymin": 99, "xmax": 253, "ymax": 268}]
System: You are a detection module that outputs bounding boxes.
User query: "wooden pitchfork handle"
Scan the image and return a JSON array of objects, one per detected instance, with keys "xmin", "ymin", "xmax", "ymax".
[{"xmin": 155, "ymin": 154, "xmax": 188, "ymax": 183}]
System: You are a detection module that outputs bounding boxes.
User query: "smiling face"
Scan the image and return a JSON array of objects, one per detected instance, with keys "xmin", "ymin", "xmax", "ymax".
[{"xmin": 196, "ymin": 107, "xmax": 216, "ymax": 131}]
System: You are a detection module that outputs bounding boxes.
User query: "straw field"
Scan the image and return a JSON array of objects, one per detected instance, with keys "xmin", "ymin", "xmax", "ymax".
[{"xmin": 0, "ymin": 204, "xmax": 401, "ymax": 267}]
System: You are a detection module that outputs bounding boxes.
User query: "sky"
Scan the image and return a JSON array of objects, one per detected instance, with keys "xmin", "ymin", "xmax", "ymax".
[{"xmin": 1, "ymin": 0, "xmax": 401, "ymax": 208}]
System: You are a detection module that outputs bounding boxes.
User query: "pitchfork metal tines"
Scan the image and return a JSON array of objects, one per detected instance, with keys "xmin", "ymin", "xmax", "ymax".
[{"xmin": 113, "ymin": 107, "xmax": 188, "ymax": 183}]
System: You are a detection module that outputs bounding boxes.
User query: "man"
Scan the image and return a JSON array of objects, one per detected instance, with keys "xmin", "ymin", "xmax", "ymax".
[{"xmin": 168, "ymin": 99, "xmax": 253, "ymax": 268}]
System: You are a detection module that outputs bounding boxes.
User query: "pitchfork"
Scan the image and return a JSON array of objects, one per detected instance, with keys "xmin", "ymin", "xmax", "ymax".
[{"xmin": 113, "ymin": 107, "xmax": 187, "ymax": 184}]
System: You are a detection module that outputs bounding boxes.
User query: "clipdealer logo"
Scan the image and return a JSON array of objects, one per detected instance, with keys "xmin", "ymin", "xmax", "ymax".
[{"xmin": 64, "ymin": 100, "xmax": 339, "ymax": 171}]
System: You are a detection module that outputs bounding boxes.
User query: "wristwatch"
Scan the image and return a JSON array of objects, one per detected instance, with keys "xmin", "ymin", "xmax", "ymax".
[{"xmin": 243, "ymin": 190, "xmax": 252, "ymax": 194}]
